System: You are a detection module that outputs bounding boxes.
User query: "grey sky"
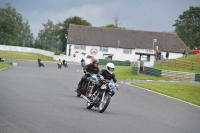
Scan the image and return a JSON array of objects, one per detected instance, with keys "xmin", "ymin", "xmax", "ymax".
[{"xmin": 1, "ymin": 0, "xmax": 200, "ymax": 38}]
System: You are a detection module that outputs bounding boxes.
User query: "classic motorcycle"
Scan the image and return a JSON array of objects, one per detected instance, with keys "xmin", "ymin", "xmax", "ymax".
[
  {"xmin": 83, "ymin": 79, "xmax": 118, "ymax": 113},
  {"xmin": 38, "ymin": 60, "xmax": 44, "ymax": 67},
  {"xmin": 77, "ymin": 73, "xmax": 97, "ymax": 97},
  {"xmin": 57, "ymin": 62, "xmax": 62, "ymax": 69},
  {"xmin": 63, "ymin": 61, "xmax": 68, "ymax": 68},
  {"xmin": 81, "ymin": 61, "xmax": 85, "ymax": 67}
]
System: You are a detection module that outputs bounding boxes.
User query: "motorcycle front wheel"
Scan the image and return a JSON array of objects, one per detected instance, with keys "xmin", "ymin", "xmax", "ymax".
[{"xmin": 98, "ymin": 94, "xmax": 111, "ymax": 113}]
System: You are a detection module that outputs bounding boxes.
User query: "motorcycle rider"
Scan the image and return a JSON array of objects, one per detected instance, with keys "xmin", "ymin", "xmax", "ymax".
[
  {"xmin": 75, "ymin": 59, "xmax": 100, "ymax": 93},
  {"xmin": 81, "ymin": 58, "xmax": 85, "ymax": 67},
  {"xmin": 62, "ymin": 59, "xmax": 68, "ymax": 67},
  {"xmin": 57, "ymin": 59, "xmax": 62, "ymax": 69},
  {"xmin": 81, "ymin": 58, "xmax": 85, "ymax": 63},
  {"xmin": 38, "ymin": 58, "xmax": 42, "ymax": 65},
  {"xmin": 88, "ymin": 63, "xmax": 119, "ymax": 98}
]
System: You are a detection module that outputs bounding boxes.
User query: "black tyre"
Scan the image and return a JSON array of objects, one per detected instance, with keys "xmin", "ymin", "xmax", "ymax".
[
  {"xmin": 98, "ymin": 94, "xmax": 111, "ymax": 113},
  {"xmin": 76, "ymin": 82, "xmax": 87, "ymax": 97},
  {"xmin": 82, "ymin": 82, "xmax": 88, "ymax": 96},
  {"xmin": 85, "ymin": 85, "xmax": 92, "ymax": 97}
]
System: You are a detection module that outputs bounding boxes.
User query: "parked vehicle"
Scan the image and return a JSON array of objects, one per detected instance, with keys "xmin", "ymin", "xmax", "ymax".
[{"xmin": 0, "ymin": 57, "xmax": 5, "ymax": 62}]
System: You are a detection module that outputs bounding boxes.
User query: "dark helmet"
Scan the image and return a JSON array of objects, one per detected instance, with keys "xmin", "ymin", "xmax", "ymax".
[{"xmin": 93, "ymin": 59, "xmax": 99, "ymax": 64}]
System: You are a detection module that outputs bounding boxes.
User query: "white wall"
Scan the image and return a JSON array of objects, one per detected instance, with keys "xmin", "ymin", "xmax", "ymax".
[
  {"xmin": 0, "ymin": 45, "xmax": 54, "ymax": 57},
  {"xmin": 66, "ymin": 44, "xmax": 138, "ymax": 62},
  {"xmin": 161, "ymin": 52, "xmax": 183, "ymax": 59}
]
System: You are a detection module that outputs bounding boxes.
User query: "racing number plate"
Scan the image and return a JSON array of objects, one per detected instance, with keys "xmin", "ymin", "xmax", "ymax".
[{"xmin": 100, "ymin": 84, "xmax": 106, "ymax": 89}]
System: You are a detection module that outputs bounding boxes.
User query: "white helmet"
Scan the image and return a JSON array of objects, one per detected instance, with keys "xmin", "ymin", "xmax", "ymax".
[{"xmin": 106, "ymin": 63, "xmax": 115, "ymax": 74}]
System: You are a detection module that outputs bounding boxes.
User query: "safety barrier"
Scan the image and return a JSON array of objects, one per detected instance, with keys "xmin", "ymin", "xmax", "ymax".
[
  {"xmin": 195, "ymin": 74, "xmax": 200, "ymax": 81},
  {"xmin": 132, "ymin": 66, "xmax": 138, "ymax": 74},
  {"xmin": 144, "ymin": 67, "xmax": 162, "ymax": 77},
  {"xmin": 143, "ymin": 66, "xmax": 200, "ymax": 81}
]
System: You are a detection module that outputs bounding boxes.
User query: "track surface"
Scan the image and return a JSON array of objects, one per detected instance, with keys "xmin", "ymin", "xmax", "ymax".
[{"xmin": 0, "ymin": 60, "xmax": 200, "ymax": 133}]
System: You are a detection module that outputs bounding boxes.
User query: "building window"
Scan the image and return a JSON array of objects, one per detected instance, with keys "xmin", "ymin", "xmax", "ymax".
[
  {"xmin": 100, "ymin": 47, "xmax": 108, "ymax": 52},
  {"xmin": 123, "ymin": 49, "xmax": 132, "ymax": 54},
  {"xmin": 74, "ymin": 45, "xmax": 86, "ymax": 50}
]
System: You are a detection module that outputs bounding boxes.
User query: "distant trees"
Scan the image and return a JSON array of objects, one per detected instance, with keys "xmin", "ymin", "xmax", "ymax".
[
  {"xmin": 59, "ymin": 16, "xmax": 92, "ymax": 51},
  {"xmin": 0, "ymin": 3, "xmax": 34, "ymax": 47},
  {"xmin": 173, "ymin": 6, "xmax": 200, "ymax": 49}
]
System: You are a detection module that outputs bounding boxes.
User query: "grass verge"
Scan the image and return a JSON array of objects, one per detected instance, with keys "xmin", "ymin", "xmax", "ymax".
[
  {"xmin": 0, "ymin": 62, "xmax": 12, "ymax": 69},
  {"xmin": 0, "ymin": 50, "xmax": 54, "ymax": 61},
  {"xmin": 115, "ymin": 66, "xmax": 171, "ymax": 80},
  {"xmin": 154, "ymin": 61, "xmax": 200, "ymax": 73},
  {"xmin": 132, "ymin": 82, "xmax": 200, "ymax": 106}
]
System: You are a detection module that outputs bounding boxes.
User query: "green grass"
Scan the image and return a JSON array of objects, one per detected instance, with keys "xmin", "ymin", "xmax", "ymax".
[
  {"xmin": 0, "ymin": 62, "xmax": 12, "ymax": 69},
  {"xmin": 154, "ymin": 54, "xmax": 200, "ymax": 73},
  {"xmin": 0, "ymin": 50, "xmax": 54, "ymax": 61},
  {"xmin": 179, "ymin": 54, "xmax": 200, "ymax": 62},
  {"xmin": 114, "ymin": 66, "xmax": 171, "ymax": 80},
  {"xmin": 154, "ymin": 61, "xmax": 200, "ymax": 73},
  {"xmin": 132, "ymin": 82, "xmax": 200, "ymax": 106}
]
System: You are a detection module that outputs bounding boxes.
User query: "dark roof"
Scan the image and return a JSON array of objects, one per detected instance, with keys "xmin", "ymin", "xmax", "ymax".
[{"xmin": 67, "ymin": 24, "xmax": 187, "ymax": 53}]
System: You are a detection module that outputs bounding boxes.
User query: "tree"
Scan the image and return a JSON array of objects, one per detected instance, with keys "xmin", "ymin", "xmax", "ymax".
[
  {"xmin": 104, "ymin": 24, "xmax": 119, "ymax": 28},
  {"xmin": 37, "ymin": 19, "xmax": 61, "ymax": 51},
  {"xmin": 0, "ymin": 3, "xmax": 34, "ymax": 46},
  {"xmin": 60, "ymin": 16, "xmax": 91, "ymax": 51},
  {"xmin": 173, "ymin": 6, "xmax": 200, "ymax": 49}
]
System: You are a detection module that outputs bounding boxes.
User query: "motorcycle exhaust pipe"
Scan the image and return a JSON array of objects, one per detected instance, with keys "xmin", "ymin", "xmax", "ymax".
[{"xmin": 82, "ymin": 96, "xmax": 91, "ymax": 103}]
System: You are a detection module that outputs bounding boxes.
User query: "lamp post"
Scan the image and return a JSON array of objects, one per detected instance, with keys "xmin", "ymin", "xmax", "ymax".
[{"xmin": 152, "ymin": 39, "xmax": 157, "ymax": 50}]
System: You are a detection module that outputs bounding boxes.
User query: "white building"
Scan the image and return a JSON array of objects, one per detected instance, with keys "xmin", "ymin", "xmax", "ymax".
[{"xmin": 66, "ymin": 24, "xmax": 187, "ymax": 67}]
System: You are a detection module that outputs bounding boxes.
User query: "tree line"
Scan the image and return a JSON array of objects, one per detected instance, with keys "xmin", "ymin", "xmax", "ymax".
[{"xmin": 0, "ymin": 3, "xmax": 199, "ymax": 53}]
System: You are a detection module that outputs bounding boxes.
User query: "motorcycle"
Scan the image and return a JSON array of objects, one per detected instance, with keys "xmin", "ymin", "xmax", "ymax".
[
  {"xmin": 77, "ymin": 73, "xmax": 97, "ymax": 97},
  {"xmin": 83, "ymin": 79, "xmax": 119, "ymax": 113},
  {"xmin": 0, "ymin": 57, "xmax": 5, "ymax": 62},
  {"xmin": 38, "ymin": 61, "xmax": 44, "ymax": 67},
  {"xmin": 57, "ymin": 62, "xmax": 62, "ymax": 69},
  {"xmin": 62, "ymin": 61, "xmax": 68, "ymax": 68},
  {"xmin": 81, "ymin": 61, "xmax": 85, "ymax": 67}
]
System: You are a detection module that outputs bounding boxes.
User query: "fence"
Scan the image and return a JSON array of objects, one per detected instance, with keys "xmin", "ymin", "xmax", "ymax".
[
  {"xmin": 161, "ymin": 59, "xmax": 200, "ymax": 70},
  {"xmin": 0, "ymin": 34, "xmax": 63, "ymax": 55}
]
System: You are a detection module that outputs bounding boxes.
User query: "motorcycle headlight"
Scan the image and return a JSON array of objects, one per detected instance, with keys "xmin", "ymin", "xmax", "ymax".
[{"xmin": 108, "ymin": 83, "xmax": 115, "ymax": 89}]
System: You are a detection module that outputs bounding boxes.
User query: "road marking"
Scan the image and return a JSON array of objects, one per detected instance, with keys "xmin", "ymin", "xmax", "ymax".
[
  {"xmin": 0, "ymin": 67, "xmax": 7, "ymax": 71},
  {"xmin": 121, "ymin": 82, "xmax": 200, "ymax": 108}
]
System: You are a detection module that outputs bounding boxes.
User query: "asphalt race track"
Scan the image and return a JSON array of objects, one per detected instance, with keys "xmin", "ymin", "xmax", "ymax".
[{"xmin": 0, "ymin": 60, "xmax": 200, "ymax": 133}]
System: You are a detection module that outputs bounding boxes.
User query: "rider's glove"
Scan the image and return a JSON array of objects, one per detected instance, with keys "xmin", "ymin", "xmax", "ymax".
[{"xmin": 114, "ymin": 83, "xmax": 119, "ymax": 87}]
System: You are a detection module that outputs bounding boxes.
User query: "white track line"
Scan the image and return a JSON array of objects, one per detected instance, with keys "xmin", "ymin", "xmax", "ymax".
[
  {"xmin": 122, "ymin": 82, "xmax": 200, "ymax": 108},
  {"xmin": 0, "ymin": 67, "xmax": 7, "ymax": 71}
]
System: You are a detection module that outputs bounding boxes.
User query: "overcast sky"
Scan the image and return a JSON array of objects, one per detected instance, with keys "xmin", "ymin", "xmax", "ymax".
[{"xmin": 1, "ymin": 0, "xmax": 200, "ymax": 38}]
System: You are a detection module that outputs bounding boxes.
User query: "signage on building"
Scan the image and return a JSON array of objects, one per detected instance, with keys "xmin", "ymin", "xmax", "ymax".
[{"xmin": 90, "ymin": 47, "xmax": 98, "ymax": 55}]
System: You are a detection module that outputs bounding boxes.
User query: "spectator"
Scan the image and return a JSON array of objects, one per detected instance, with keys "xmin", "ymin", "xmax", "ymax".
[
  {"xmin": 193, "ymin": 47, "xmax": 199, "ymax": 54},
  {"xmin": 182, "ymin": 49, "xmax": 186, "ymax": 57},
  {"xmin": 158, "ymin": 50, "xmax": 162, "ymax": 60},
  {"xmin": 165, "ymin": 50, "xmax": 169, "ymax": 61}
]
